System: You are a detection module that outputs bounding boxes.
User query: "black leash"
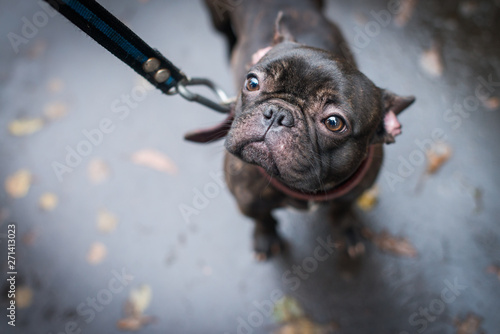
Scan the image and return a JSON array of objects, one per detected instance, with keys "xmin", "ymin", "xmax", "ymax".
[{"xmin": 43, "ymin": 0, "xmax": 232, "ymax": 113}]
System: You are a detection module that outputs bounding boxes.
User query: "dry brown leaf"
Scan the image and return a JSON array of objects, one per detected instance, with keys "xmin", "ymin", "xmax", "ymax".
[
  {"xmin": 454, "ymin": 313, "xmax": 483, "ymax": 334},
  {"xmin": 39, "ymin": 192, "xmax": 58, "ymax": 211},
  {"xmin": 5, "ymin": 169, "xmax": 32, "ymax": 198},
  {"xmin": 86, "ymin": 242, "xmax": 107, "ymax": 264},
  {"xmin": 46, "ymin": 78, "xmax": 65, "ymax": 93},
  {"xmin": 394, "ymin": 0, "xmax": 417, "ymax": 27},
  {"xmin": 483, "ymin": 97, "xmax": 500, "ymax": 110},
  {"xmin": 363, "ymin": 228, "xmax": 417, "ymax": 257},
  {"xmin": 22, "ymin": 229, "xmax": 38, "ymax": 246},
  {"xmin": 117, "ymin": 286, "xmax": 155, "ymax": 331},
  {"xmin": 486, "ymin": 265, "xmax": 500, "ymax": 280},
  {"xmin": 8, "ymin": 118, "xmax": 44, "ymax": 136},
  {"xmin": 356, "ymin": 185, "xmax": 379, "ymax": 211},
  {"xmin": 16, "ymin": 286, "xmax": 34, "ymax": 309},
  {"xmin": 97, "ymin": 209, "xmax": 118, "ymax": 233},
  {"xmin": 44, "ymin": 102, "xmax": 68, "ymax": 120},
  {"xmin": 28, "ymin": 40, "xmax": 47, "ymax": 59},
  {"xmin": 88, "ymin": 159, "xmax": 110, "ymax": 184},
  {"xmin": 116, "ymin": 315, "xmax": 155, "ymax": 331},
  {"xmin": 420, "ymin": 43, "xmax": 444, "ymax": 78},
  {"xmin": 131, "ymin": 149, "xmax": 178, "ymax": 175},
  {"xmin": 426, "ymin": 142, "xmax": 452, "ymax": 174}
]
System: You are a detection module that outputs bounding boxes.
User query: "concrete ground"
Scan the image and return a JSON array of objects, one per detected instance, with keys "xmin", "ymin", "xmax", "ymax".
[{"xmin": 0, "ymin": 0, "xmax": 499, "ymax": 333}]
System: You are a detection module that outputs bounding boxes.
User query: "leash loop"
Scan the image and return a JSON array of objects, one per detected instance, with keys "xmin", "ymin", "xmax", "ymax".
[{"xmin": 177, "ymin": 78, "xmax": 233, "ymax": 114}]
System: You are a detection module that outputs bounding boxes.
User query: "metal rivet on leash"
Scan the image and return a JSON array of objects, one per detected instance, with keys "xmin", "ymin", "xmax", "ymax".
[
  {"xmin": 154, "ymin": 69, "xmax": 171, "ymax": 83},
  {"xmin": 143, "ymin": 57, "xmax": 160, "ymax": 73},
  {"xmin": 43, "ymin": 0, "xmax": 233, "ymax": 114}
]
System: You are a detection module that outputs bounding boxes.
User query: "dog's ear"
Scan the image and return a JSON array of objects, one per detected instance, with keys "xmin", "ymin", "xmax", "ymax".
[
  {"xmin": 372, "ymin": 90, "xmax": 415, "ymax": 145},
  {"xmin": 273, "ymin": 11, "xmax": 296, "ymax": 44}
]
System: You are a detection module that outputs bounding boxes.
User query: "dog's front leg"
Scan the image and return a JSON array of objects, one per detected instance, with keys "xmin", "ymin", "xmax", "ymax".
[
  {"xmin": 329, "ymin": 203, "xmax": 365, "ymax": 258},
  {"xmin": 224, "ymin": 154, "xmax": 285, "ymax": 260}
]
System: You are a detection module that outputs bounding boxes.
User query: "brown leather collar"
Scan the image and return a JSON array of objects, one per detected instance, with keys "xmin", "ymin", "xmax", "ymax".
[{"xmin": 257, "ymin": 145, "xmax": 375, "ymax": 202}]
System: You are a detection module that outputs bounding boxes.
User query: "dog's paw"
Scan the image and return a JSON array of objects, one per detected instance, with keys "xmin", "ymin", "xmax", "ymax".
[
  {"xmin": 253, "ymin": 232, "xmax": 285, "ymax": 261},
  {"xmin": 341, "ymin": 226, "xmax": 366, "ymax": 259}
]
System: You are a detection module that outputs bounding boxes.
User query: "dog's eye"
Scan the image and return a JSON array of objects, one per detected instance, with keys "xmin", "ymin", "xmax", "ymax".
[
  {"xmin": 324, "ymin": 116, "xmax": 345, "ymax": 132},
  {"xmin": 245, "ymin": 77, "xmax": 260, "ymax": 91}
]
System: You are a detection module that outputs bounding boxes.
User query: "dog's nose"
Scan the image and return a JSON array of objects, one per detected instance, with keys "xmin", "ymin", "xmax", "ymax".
[{"xmin": 263, "ymin": 107, "xmax": 294, "ymax": 128}]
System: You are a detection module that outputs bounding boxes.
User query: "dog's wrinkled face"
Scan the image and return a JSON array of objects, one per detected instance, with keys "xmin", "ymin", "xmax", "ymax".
[{"xmin": 225, "ymin": 42, "xmax": 414, "ymax": 193}]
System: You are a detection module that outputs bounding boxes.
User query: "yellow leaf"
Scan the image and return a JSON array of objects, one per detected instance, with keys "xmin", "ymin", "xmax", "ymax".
[
  {"xmin": 129, "ymin": 285, "xmax": 152, "ymax": 315},
  {"xmin": 39, "ymin": 192, "xmax": 58, "ymax": 211},
  {"xmin": 5, "ymin": 169, "xmax": 32, "ymax": 198},
  {"xmin": 356, "ymin": 185, "xmax": 379, "ymax": 211},
  {"xmin": 16, "ymin": 287, "xmax": 34, "ymax": 309},
  {"xmin": 97, "ymin": 209, "xmax": 118, "ymax": 233},
  {"xmin": 8, "ymin": 118, "xmax": 44, "ymax": 136},
  {"xmin": 86, "ymin": 242, "xmax": 107, "ymax": 265},
  {"xmin": 88, "ymin": 158, "xmax": 110, "ymax": 184},
  {"xmin": 131, "ymin": 149, "xmax": 178, "ymax": 175}
]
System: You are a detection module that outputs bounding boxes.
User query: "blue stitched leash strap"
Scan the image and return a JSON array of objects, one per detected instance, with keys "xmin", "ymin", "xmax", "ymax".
[{"xmin": 43, "ymin": 0, "xmax": 186, "ymax": 93}]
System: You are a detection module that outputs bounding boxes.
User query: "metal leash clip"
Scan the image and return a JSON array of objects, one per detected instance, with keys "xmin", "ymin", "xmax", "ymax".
[{"xmin": 171, "ymin": 78, "xmax": 235, "ymax": 114}]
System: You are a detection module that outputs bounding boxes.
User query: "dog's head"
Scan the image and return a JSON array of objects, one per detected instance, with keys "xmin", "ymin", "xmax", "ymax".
[{"xmin": 225, "ymin": 37, "xmax": 414, "ymax": 193}]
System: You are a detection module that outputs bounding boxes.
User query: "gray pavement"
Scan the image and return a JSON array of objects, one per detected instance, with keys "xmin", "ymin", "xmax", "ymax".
[{"xmin": 0, "ymin": 1, "xmax": 499, "ymax": 333}]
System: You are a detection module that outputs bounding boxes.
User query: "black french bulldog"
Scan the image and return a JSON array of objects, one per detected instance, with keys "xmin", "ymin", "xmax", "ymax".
[{"xmin": 201, "ymin": 0, "xmax": 415, "ymax": 260}]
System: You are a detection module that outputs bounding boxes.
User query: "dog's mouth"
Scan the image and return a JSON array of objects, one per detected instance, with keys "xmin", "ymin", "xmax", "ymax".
[{"xmin": 240, "ymin": 141, "xmax": 280, "ymax": 176}]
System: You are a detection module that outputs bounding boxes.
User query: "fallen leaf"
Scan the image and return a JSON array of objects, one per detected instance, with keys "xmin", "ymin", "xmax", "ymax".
[
  {"xmin": 273, "ymin": 296, "xmax": 339, "ymax": 334},
  {"xmin": 130, "ymin": 149, "xmax": 178, "ymax": 175},
  {"xmin": 426, "ymin": 141, "xmax": 452, "ymax": 174},
  {"xmin": 39, "ymin": 192, "xmax": 58, "ymax": 211},
  {"xmin": 116, "ymin": 315, "xmax": 155, "ymax": 331},
  {"xmin": 5, "ymin": 169, "xmax": 32, "ymax": 198},
  {"xmin": 8, "ymin": 118, "xmax": 44, "ymax": 136},
  {"xmin": 97, "ymin": 209, "xmax": 118, "ymax": 233},
  {"xmin": 363, "ymin": 228, "xmax": 417, "ymax": 257},
  {"xmin": 46, "ymin": 78, "xmax": 65, "ymax": 94},
  {"xmin": 117, "ymin": 285, "xmax": 155, "ymax": 331},
  {"xmin": 22, "ymin": 229, "xmax": 38, "ymax": 246},
  {"xmin": 394, "ymin": 0, "xmax": 417, "ymax": 27},
  {"xmin": 129, "ymin": 285, "xmax": 152, "ymax": 315},
  {"xmin": 16, "ymin": 287, "xmax": 34, "ymax": 309},
  {"xmin": 420, "ymin": 43, "xmax": 444, "ymax": 78},
  {"xmin": 88, "ymin": 158, "xmax": 110, "ymax": 184},
  {"xmin": 454, "ymin": 313, "xmax": 483, "ymax": 334},
  {"xmin": 486, "ymin": 265, "xmax": 500, "ymax": 280},
  {"xmin": 44, "ymin": 102, "xmax": 68, "ymax": 120},
  {"xmin": 28, "ymin": 40, "xmax": 47, "ymax": 59},
  {"xmin": 483, "ymin": 96, "xmax": 499, "ymax": 110},
  {"xmin": 273, "ymin": 296, "xmax": 305, "ymax": 323},
  {"xmin": 356, "ymin": 185, "xmax": 379, "ymax": 211},
  {"xmin": 86, "ymin": 242, "xmax": 107, "ymax": 264}
]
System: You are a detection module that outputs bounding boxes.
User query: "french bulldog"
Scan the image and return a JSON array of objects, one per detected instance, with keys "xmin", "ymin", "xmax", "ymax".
[{"xmin": 201, "ymin": 0, "xmax": 415, "ymax": 259}]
